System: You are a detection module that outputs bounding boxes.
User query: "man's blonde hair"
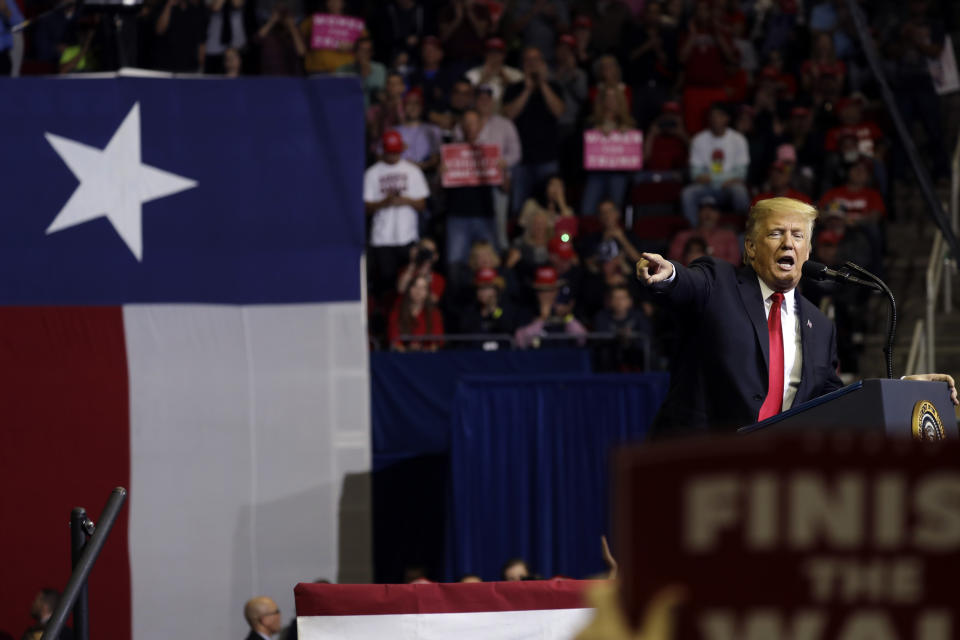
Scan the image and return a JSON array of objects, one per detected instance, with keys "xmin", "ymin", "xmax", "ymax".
[{"xmin": 745, "ymin": 197, "xmax": 818, "ymax": 244}]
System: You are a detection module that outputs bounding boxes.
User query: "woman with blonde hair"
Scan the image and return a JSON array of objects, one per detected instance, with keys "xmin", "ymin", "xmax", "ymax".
[{"xmin": 581, "ymin": 84, "xmax": 637, "ymax": 218}]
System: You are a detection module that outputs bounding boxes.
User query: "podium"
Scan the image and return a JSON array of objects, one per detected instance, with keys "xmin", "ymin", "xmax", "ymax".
[{"xmin": 738, "ymin": 378, "xmax": 958, "ymax": 439}]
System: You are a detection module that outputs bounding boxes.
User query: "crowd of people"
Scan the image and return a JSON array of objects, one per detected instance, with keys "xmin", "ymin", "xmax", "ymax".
[{"xmin": 2, "ymin": 0, "xmax": 954, "ymax": 373}]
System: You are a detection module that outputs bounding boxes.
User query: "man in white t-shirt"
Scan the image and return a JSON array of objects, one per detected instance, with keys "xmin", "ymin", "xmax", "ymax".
[
  {"xmin": 680, "ymin": 103, "xmax": 750, "ymax": 226},
  {"xmin": 364, "ymin": 130, "xmax": 430, "ymax": 295}
]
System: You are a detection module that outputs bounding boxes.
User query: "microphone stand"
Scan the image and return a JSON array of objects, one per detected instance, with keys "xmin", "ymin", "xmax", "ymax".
[{"xmin": 843, "ymin": 261, "xmax": 896, "ymax": 379}]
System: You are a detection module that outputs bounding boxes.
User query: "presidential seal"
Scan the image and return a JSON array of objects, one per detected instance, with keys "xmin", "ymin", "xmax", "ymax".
[{"xmin": 911, "ymin": 400, "xmax": 945, "ymax": 441}]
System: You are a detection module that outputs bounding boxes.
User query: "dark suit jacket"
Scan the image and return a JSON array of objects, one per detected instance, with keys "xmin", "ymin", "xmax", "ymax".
[{"xmin": 650, "ymin": 257, "xmax": 844, "ymax": 438}]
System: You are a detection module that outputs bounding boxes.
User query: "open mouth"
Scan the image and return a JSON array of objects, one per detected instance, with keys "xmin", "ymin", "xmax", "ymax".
[{"xmin": 777, "ymin": 256, "xmax": 795, "ymax": 271}]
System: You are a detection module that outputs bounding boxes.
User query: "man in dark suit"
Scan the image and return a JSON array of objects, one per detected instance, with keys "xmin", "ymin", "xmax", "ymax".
[
  {"xmin": 243, "ymin": 596, "xmax": 282, "ymax": 640},
  {"xmin": 636, "ymin": 197, "xmax": 955, "ymax": 437}
]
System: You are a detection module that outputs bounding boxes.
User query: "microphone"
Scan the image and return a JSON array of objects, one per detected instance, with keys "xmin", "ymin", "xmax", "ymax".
[{"xmin": 801, "ymin": 260, "xmax": 880, "ymax": 290}]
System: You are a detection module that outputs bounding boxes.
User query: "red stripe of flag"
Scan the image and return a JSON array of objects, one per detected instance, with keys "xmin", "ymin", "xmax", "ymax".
[
  {"xmin": 294, "ymin": 580, "xmax": 598, "ymax": 617},
  {"xmin": 0, "ymin": 307, "xmax": 131, "ymax": 640}
]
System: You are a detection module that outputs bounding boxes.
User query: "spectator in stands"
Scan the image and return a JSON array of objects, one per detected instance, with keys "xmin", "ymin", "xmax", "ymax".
[
  {"xmin": 572, "ymin": 0, "xmax": 630, "ymax": 54},
  {"xmin": 621, "ymin": 0, "xmax": 677, "ymax": 128},
  {"xmin": 681, "ymin": 235, "xmax": 708, "ymax": 264},
  {"xmin": 457, "ymin": 267, "xmax": 519, "ymax": 339},
  {"xmin": 589, "ymin": 55, "xmax": 631, "ymax": 108},
  {"xmin": 465, "ymin": 38, "xmax": 523, "ymax": 107},
  {"xmin": 459, "ymin": 574, "xmax": 483, "ymax": 583},
  {"xmin": 580, "ymin": 199, "xmax": 642, "ymax": 267},
  {"xmin": 375, "ymin": 0, "xmax": 428, "ymax": 63},
  {"xmin": 151, "ymin": 0, "xmax": 207, "ymax": 72},
  {"xmin": 515, "ymin": 265, "xmax": 587, "ymax": 348},
  {"xmin": 337, "ymin": 36, "xmax": 386, "ymax": 109},
  {"xmin": 667, "ymin": 195, "xmax": 740, "ymax": 266},
  {"xmin": 367, "ymin": 71, "xmax": 408, "ymax": 153},
  {"xmin": 203, "ymin": 0, "xmax": 247, "ymax": 73},
  {"xmin": 504, "ymin": 0, "xmax": 569, "ymax": 64},
  {"xmin": 680, "ymin": 102, "xmax": 750, "ymax": 227},
  {"xmin": 388, "ymin": 274, "xmax": 444, "ymax": 351},
  {"xmin": 443, "ymin": 109, "xmax": 498, "ymax": 265},
  {"xmin": 503, "ymin": 46, "xmax": 565, "ymax": 215},
  {"xmin": 594, "ymin": 284, "xmax": 652, "ymax": 371},
  {"xmin": 819, "ymin": 157, "xmax": 885, "ymax": 273},
  {"xmin": 0, "ymin": 0, "xmax": 24, "ymax": 76},
  {"xmin": 570, "ymin": 14, "xmax": 595, "ymax": 72},
  {"xmin": 244, "ymin": 597, "xmax": 282, "ymax": 640},
  {"xmin": 506, "ymin": 201, "xmax": 555, "ymax": 277},
  {"xmin": 553, "ymin": 34, "xmax": 588, "ymax": 171},
  {"xmin": 548, "ymin": 234, "xmax": 583, "ymax": 312},
  {"xmin": 413, "ymin": 36, "xmax": 458, "ymax": 122},
  {"xmin": 677, "ymin": 0, "xmax": 737, "ymax": 133},
  {"xmin": 810, "ymin": 0, "xmax": 856, "ymax": 62},
  {"xmin": 501, "ymin": 558, "xmax": 531, "ymax": 581},
  {"xmin": 437, "ymin": 0, "xmax": 491, "ymax": 73},
  {"xmin": 882, "ymin": 0, "xmax": 950, "ymax": 182},
  {"xmin": 396, "ymin": 237, "xmax": 445, "ymax": 305},
  {"xmin": 364, "ymin": 130, "xmax": 430, "ymax": 295},
  {"xmin": 21, "ymin": 589, "xmax": 72, "ymax": 640},
  {"xmin": 824, "ymin": 95, "xmax": 882, "ymax": 158},
  {"xmin": 395, "ymin": 87, "xmax": 442, "ymax": 175},
  {"xmin": 753, "ymin": 159, "xmax": 812, "ymax": 205},
  {"xmin": 580, "ymin": 84, "xmax": 636, "ymax": 216},
  {"xmin": 301, "ymin": 0, "xmax": 364, "ymax": 75},
  {"xmin": 429, "ymin": 78, "xmax": 474, "ymax": 137},
  {"xmin": 642, "ymin": 101, "xmax": 689, "ymax": 173},
  {"xmin": 802, "ymin": 32, "xmax": 846, "ymax": 93},
  {"xmin": 256, "ymin": 3, "xmax": 306, "ymax": 76},
  {"xmin": 778, "ymin": 105, "xmax": 823, "ymax": 195},
  {"xmin": 544, "ymin": 175, "xmax": 576, "ymax": 218},
  {"xmin": 454, "ymin": 84, "xmax": 522, "ymax": 248}
]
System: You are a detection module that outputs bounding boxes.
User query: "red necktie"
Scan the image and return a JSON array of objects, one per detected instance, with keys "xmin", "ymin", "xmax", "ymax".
[{"xmin": 758, "ymin": 292, "xmax": 785, "ymax": 421}]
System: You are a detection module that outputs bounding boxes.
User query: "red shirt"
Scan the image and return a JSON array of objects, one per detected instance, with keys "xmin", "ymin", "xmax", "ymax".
[
  {"xmin": 751, "ymin": 189, "xmax": 812, "ymax": 206},
  {"xmin": 819, "ymin": 186, "xmax": 886, "ymax": 222},
  {"xmin": 646, "ymin": 134, "xmax": 688, "ymax": 171},
  {"xmin": 824, "ymin": 122, "xmax": 883, "ymax": 153},
  {"xmin": 681, "ymin": 29, "xmax": 730, "ymax": 88},
  {"xmin": 387, "ymin": 306, "xmax": 445, "ymax": 349}
]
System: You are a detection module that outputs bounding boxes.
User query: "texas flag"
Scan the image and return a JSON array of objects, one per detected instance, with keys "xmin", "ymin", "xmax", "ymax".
[
  {"xmin": 295, "ymin": 581, "xmax": 596, "ymax": 639},
  {"xmin": 0, "ymin": 76, "xmax": 370, "ymax": 640}
]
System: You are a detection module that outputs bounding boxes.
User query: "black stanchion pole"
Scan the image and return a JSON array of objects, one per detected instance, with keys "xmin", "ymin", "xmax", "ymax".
[
  {"xmin": 70, "ymin": 508, "xmax": 93, "ymax": 640},
  {"xmin": 42, "ymin": 488, "xmax": 127, "ymax": 640}
]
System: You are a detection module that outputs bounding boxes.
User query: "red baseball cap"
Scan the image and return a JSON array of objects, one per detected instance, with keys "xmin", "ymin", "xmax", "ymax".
[
  {"xmin": 836, "ymin": 95, "xmax": 863, "ymax": 112},
  {"xmin": 662, "ymin": 101, "xmax": 681, "ymax": 114},
  {"xmin": 573, "ymin": 15, "xmax": 592, "ymax": 30},
  {"xmin": 819, "ymin": 62, "xmax": 842, "ymax": 77},
  {"xmin": 817, "ymin": 230, "xmax": 842, "ymax": 246},
  {"xmin": 485, "ymin": 37, "xmax": 506, "ymax": 51},
  {"xmin": 791, "ymin": 105, "xmax": 811, "ymax": 117},
  {"xmin": 760, "ymin": 66, "xmax": 780, "ymax": 80},
  {"xmin": 533, "ymin": 266, "xmax": 560, "ymax": 289},
  {"xmin": 382, "ymin": 130, "xmax": 405, "ymax": 154},
  {"xmin": 404, "ymin": 86, "xmax": 424, "ymax": 103},
  {"xmin": 557, "ymin": 33, "xmax": 577, "ymax": 49},
  {"xmin": 548, "ymin": 235, "xmax": 576, "ymax": 260},
  {"xmin": 474, "ymin": 267, "xmax": 500, "ymax": 287}
]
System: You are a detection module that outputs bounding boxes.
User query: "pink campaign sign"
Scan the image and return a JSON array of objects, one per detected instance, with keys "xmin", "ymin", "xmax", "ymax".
[
  {"xmin": 310, "ymin": 14, "xmax": 364, "ymax": 50},
  {"xmin": 441, "ymin": 144, "xmax": 503, "ymax": 188},
  {"xmin": 583, "ymin": 129, "xmax": 643, "ymax": 171}
]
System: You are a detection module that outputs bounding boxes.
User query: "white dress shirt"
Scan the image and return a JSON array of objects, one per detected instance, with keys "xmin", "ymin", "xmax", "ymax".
[{"xmin": 757, "ymin": 277, "xmax": 803, "ymax": 410}]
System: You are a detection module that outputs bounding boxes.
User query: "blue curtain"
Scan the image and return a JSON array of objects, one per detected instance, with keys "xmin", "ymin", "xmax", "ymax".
[
  {"xmin": 371, "ymin": 350, "xmax": 591, "ymax": 469},
  {"xmin": 446, "ymin": 373, "xmax": 669, "ymax": 581}
]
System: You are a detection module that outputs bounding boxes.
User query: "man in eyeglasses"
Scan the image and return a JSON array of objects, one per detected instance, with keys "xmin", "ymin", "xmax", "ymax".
[{"xmin": 244, "ymin": 597, "xmax": 283, "ymax": 640}]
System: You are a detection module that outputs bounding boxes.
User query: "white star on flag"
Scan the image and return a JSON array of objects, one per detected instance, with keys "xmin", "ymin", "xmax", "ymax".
[{"xmin": 45, "ymin": 102, "xmax": 198, "ymax": 261}]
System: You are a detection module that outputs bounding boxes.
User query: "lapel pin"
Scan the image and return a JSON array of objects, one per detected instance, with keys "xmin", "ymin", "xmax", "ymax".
[{"xmin": 807, "ymin": 319, "xmax": 813, "ymax": 329}]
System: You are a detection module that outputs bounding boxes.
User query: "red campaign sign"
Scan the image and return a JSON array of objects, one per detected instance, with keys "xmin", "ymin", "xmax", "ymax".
[
  {"xmin": 583, "ymin": 129, "xmax": 643, "ymax": 171},
  {"xmin": 614, "ymin": 435, "xmax": 960, "ymax": 640},
  {"xmin": 310, "ymin": 14, "xmax": 364, "ymax": 51},
  {"xmin": 441, "ymin": 144, "xmax": 503, "ymax": 188}
]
